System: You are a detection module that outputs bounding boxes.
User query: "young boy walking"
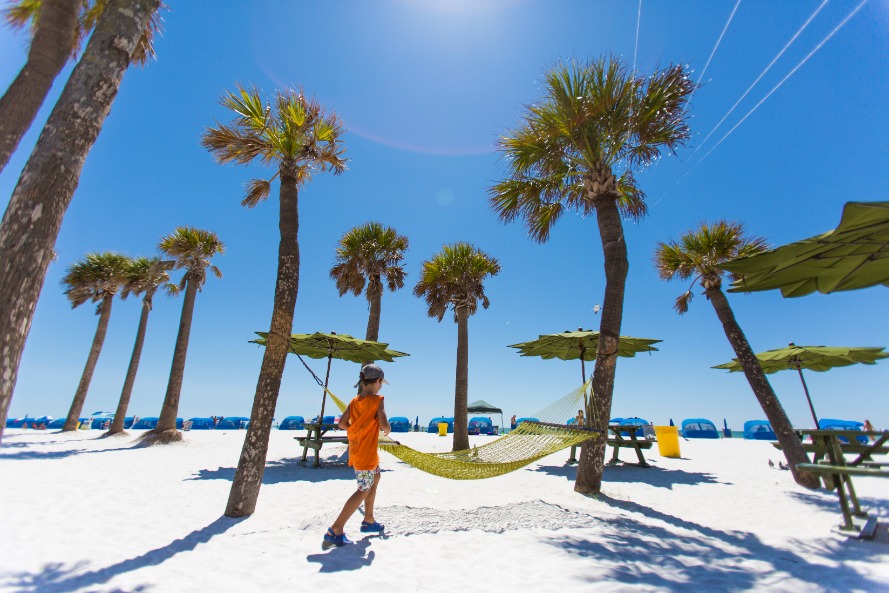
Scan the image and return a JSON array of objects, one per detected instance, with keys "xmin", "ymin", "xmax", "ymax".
[{"xmin": 323, "ymin": 363, "xmax": 391, "ymax": 550}]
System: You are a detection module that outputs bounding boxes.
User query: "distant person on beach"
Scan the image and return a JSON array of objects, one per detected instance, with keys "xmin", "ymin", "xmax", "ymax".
[
  {"xmin": 575, "ymin": 409, "xmax": 585, "ymax": 427},
  {"xmin": 323, "ymin": 363, "xmax": 391, "ymax": 550},
  {"xmin": 510, "ymin": 415, "xmax": 517, "ymax": 430},
  {"xmin": 863, "ymin": 419, "xmax": 876, "ymax": 439}
]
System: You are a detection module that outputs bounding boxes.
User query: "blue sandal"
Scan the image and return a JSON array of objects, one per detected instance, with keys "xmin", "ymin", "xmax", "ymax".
[
  {"xmin": 360, "ymin": 521, "xmax": 384, "ymax": 533},
  {"xmin": 322, "ymin": 527, "xmax": 353, "ymax": 550}
]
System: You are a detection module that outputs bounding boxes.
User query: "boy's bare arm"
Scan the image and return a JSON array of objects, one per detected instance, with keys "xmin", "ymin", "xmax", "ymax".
[
  {"xmin": 378, "ymin": 399, "xmax": 391, "ymax": 435},
  {"xmin": 338, "ymin": 406, "xmax": 351, "ymax": 430}
]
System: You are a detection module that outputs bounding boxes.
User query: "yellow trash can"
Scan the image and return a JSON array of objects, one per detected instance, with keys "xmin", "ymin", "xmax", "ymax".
[
  {"xmin": 654, "ymin": 425, "xmax": 681, "ymax": 458},
  {"xmin": 438, "ymin": 422, "xmax": 448, "ymax": 437}
]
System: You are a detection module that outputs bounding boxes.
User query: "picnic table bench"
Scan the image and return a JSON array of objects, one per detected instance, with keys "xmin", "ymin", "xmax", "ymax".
[
  {"xmin": 567, "ymin": 424, "xmax": 654, "ymax": 467},
  {"xmin": 296, "ymin": 422, "xmax": 349, "ymax": 467},
  {"xmin": 772, "ymin": 431, "xmax": 889, "ymax": 467},
  {"xmin": 792, "ymin": 429, "xmax": 889, "ymax": 539}
]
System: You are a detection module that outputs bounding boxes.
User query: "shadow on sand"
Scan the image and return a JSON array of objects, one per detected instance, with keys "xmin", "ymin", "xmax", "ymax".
[
  {"xmin": 1, "ymin": 516, "xmax": 246, "ymax": 593},
  {"xmin": 186, "ymin": 454, "xmax": 390, "ymax": 485},
  {"xmin": 306, "ymin": 537, "xmax": 376, "ymax": 572},
  {"xmin": 544, "ymin": 493, "xmax": 885, "ymax": 591},
  {"xmin": 534, "ymin": 462, "xmax": 726, "ymax": 489}
]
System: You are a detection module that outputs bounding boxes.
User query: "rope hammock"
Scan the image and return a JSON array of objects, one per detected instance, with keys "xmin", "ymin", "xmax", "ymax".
[{"xmin": 321, "ymin": 379, "xmax": 602, "ymax": 480}]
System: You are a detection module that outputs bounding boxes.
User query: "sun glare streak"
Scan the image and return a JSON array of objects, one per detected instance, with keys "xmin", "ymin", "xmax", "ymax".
[
  {"xmin": 695, "ymin": 0, "xmax": 828, "ymax": 154},
  {"xmin": 633, "ymin": 0, "xmax": 642, "ymax": 73},
  {"xmin": 695, "ymin": 0, "xmax": 743, "ymax": 88},
  {"xmin": 698, "ymin": 0, "xmax": 869, "ymax": 165}
]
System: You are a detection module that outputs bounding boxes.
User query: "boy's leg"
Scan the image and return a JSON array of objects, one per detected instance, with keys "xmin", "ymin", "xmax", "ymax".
[
  {"xmin": 331, "ymin": 489, "xmax": 368, "ymax": 535},
  {"xmin": 362, "ymin": 469, "xmax": 382, "ymax": 524}
]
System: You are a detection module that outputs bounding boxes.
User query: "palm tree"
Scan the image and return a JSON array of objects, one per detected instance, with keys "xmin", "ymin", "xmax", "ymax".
[
  {"xmin": 489, "ymin": 56, "xmax": 696, "ymax": 494},
  {"xmin": 654, "ymin": 221, "xmax": 819, "ymax": 489},
  {"xmin": 141, "ymin": 227, "xmax": 223, "ymax": 445},
  {"xmin": 0, "ymin": 0, "xmax": 161, "ymax": 445},
  {"xmin": 0, "ymin": 0, "xmax": 163, "ymax": 174},
  {"xmin": 330, "ymin": 222, "xmax": 409, "ymax": 344},
  {"xmin": 413, "ymin": 243, "xmax": 500, "ymax": 452},
  {"xmin": 202, "ymin": 85, "xmax": 346, "ymax": 517},
  {"xmin": 60, "ymin": 252, "xmax": 131, "ymax": 431},
  {"xmin": 104, "ymin": 257, "xmax": 175, "ymax": 437}
]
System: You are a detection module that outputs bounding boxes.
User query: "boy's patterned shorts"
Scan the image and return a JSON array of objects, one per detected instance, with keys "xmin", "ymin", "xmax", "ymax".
[{"xmin": 355, "ymin": 466, "xmax": 380, "ymax": 492}]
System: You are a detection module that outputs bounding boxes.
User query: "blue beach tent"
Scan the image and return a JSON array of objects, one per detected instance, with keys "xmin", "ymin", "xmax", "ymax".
[
  {"xmin": 468, "ymin": 416, "xmax": 495, "ymax": 435},
  {"xmin": 743, "ymin": 420, "xmax": 776, "ymax": 440},
  {"xmin": 818, "ymin": 418, "xmax": 868, "ymax": 444},
  {"xmin": 279, "ymin": 416, "xmax": 305, "ymax": 430},
  {"xmin": 216, "ymin": 416, "xmax": 249, "ymax": 430},
  {"xmin": 133, "ymin": 417, "xmax": 159, "ymax": 429},
  {"xmin": 427, "ymin": 417, "xmax": 454, "ymax": 433},
  {"xmin": 619, "ymin": 417, "xmax": 650, "ymax": 437},
  {"xmin": 517, "ymin": 417, "xmax": 540, "ymax": 426},
  {"xmin": 681, "ymin": 418, "xmax": 720, "ymax": 439},
  {"xmin": 389, "ymin": 417, "xmax": 411, "ymax": 433},
  {"xmin": 188, "ymin": 417, "xmax": 215, "ymax": 430}
]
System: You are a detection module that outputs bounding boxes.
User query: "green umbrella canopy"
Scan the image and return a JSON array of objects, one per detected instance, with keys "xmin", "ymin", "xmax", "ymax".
[
  {"xmin": 252, "ymin": 331, "xmax": 408, "ymax": 423},
  {"xmin": 252, "ymin": 331, "xmax": 409, "ymax": 363},
  {"xmin": 713, "ymin": 344, "xmax": 888, "ymax": 426},
  {"xmin": 509, "ymin": 329, "xmax": 661, "ymax": 384},
  {"xmin": 724, "ymin": 201, "xmax": 889, "ymax": 297},
  {"xmin": 467, "ymin": 400, "xmax": 503, "ymax": 414}
]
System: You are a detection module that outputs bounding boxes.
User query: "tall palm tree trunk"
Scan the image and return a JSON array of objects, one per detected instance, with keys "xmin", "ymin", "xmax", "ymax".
[
  {"xmin": 62, "ymin": 295, "xmax": 114, "ymax": 431},
  {"xmin": 365, "ymin": 280, "xmax": 382, "ymax": 343},
  {"xmin": 576, "ymin": 194, "xmax": 628, "ymax": 494},
  {"xmin": 148, "ymin": 275, "xmax": 198, "ymax": 440},
  {"xmin": 705, "ymin": 286, "xmax": 819, "ymax": 489},
  {"xmin": 452, "ymin": 306, "xmax": 470, "ymax": 452},
  {"xmin": 226, "ymin": 165, "xmax": 300, "ymax": 517},
  {"xmin": 0, "ymin": 0, "xmax": 79, "ymax": 174},
  {"xmin": 106, "ymin": 295, "xmax": 152, "ymax": 436},
  {"xmin": 0, "ymin": 0, "xmax": 160, "ymax": 445}
]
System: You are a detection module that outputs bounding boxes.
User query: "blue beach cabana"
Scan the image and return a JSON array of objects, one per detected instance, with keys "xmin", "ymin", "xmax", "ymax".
[
  {"xmin": 133, "ymin": 417, "xmax": 159, "ymax": 429},
  {"xmin": 389, "ymin": 417, "xmax": 411, "ymax": 433},
  {"xmin": 818, "ymin": 418, "xmax": 867, "ymax": 444},
  {"xmin": 427, "ymin": 417, "xmax": 454, "ymax": 433},
  {"xmin": 619, "ymin": 417, "xmax": 650, "ymax": 437},
  {"xmin": 681, "ymin": 418, "xmax": 719, "ymax": 439},
  {"xmin": 468, "ymin": 417, "xmax": 495, "ymax": 435},
  {"xmin": 188, "ymin": 417, "xmax": 215, "ymax": 430},
  {"xmin": 743, "ymin": 420, "xmax": 776, "ymax": 440},
  {"xmin": 279, "ymin": 416, "xmax": 305, "ymax": 430},
  {"xmin": 216, "ymin": 416, "xmax": 249, "ymax": 430}
]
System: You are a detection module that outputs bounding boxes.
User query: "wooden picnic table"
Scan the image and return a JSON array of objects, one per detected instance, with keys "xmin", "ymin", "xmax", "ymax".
[
  {"xmin": 792, "ymin": 429, "xmax": 889, "ymax": 539},
  {"xmin": 296, "ymin": 422, "xmax": 349, "ymax": 467},
  {"xmin": 567, "ymin": 424, "xmax": 654, "ymax": 467}
]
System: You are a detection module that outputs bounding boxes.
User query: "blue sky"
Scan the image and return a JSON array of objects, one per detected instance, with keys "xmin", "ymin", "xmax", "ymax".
[{"xmin": 2, "ymin": 0, "xmax": 887, "ymax": 431}]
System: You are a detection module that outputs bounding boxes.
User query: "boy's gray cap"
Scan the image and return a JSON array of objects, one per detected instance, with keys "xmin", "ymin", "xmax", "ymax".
[{"xmin": 354, "ymin": 363, "xmax": 388, "ymax": 387}]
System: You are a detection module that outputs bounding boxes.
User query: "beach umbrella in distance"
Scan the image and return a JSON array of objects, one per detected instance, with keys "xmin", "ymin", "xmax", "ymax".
[
  {"xmin": 509, "ymin": 328, "xmax": 661, "ymax": 384},
  {"xmin": 253, "ymin": 331, "xmax": 408, "ymax": 423},
  {"xmin": 669, "ymin": 418, "xmax": 675, "ymax": 427},
  {"xmin": 713, "ymin": 343, "xmax": 888, "ymax": 427},
  {"xmin": 723, "ymin": 418, "xmax": 731, "ymax": 438},
  {"xmin": 724, "ymin": 201, "xmax": 889, "ymax": 297}
]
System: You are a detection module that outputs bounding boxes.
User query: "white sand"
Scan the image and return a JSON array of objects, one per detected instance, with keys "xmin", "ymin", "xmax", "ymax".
[{"xmin": 1, "ymin": 429, "xmax": 887, "ymax": 592}]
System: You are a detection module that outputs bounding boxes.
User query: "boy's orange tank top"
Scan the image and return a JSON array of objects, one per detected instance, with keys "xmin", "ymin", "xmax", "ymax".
[{"xmin": 347, "ymin": 394, "xmax": 382, "ymax": 470}]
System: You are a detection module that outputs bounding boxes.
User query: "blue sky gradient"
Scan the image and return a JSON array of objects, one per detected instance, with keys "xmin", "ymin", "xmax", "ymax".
[{"xmin": 2, "ymin": 1, "xmax": 887, "ymax": 430}]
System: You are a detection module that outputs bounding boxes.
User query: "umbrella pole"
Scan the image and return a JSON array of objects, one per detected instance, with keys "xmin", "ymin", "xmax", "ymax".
[
  {"xmin": 796, "ymin": 367, "xmax": 819, "ymax": 428},
  {"xmin": 317, "ymin": 355, "xmax": 333, "ymax": 423}
]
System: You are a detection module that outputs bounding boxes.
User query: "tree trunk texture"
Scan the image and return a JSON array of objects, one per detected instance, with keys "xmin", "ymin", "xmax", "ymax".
[
  {"xmin": 452, "ymin": 306, "xmax": 470, "ymax": 452},
  {"xmin": 144, "ymin": 274, "xmax": 197, "ymax": 443},
  {"xmin": 0, "ymin": 0, "xmax": 160, "ymax": 446},
  {"xmin": 705, "ymin": 286, "xmax": 819, "ymax": 489},
  {"xmin": 225, "ymin": 165, "xmax": 301, "ymax": 518},
  {"xmin": 106, "ymin": 294, "xmax": 152, "ymax": 436},
  {"xmin": 0, "ymin": 0, "xmax": 79, "ymax": 174},
  {"xmin": 575, "ymin": 194, "xmax": 628, "ymax": 494},
  {"xmin": 62, "ymin": 295, "xmax": 114, "ymax": 431},
  {"xmin": 364, "ymin": 277, "xmax": 382, "ymax": 344}
]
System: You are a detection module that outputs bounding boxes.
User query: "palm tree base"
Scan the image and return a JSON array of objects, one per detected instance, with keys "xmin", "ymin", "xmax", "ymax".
[
  {"xmin": 100, "ymin": 429, "xmax": 129, "ymax": 438},
  {"xmin": 139, "ymin": 428, "xmax": 183, "ymax": 445}
]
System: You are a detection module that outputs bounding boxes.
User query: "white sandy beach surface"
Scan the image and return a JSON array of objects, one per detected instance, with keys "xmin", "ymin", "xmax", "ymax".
[{"xmin": 1, "ymin": 428, "xmax": 887, "ymax": 593}]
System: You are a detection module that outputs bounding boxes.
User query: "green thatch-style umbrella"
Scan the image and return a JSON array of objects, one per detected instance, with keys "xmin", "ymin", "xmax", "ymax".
[
  {"xmin": 253, "ymin": 331, "xmax": 408, "ymax": 422},
  {"xmin": 510, "ymin": 328, "xmax": 662, "ymax": 384},
  {"xmin": 724, "ymin": 201, "xmax": 889, "ymax": 297},
  {"xmin": 713, "ymin": 343, "xmax": 888, "ymax": 426}
]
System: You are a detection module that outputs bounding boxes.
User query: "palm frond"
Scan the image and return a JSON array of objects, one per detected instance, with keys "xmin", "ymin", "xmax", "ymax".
[
  {"xmin": 242, "ymin": 178, "xmax": 272, "ymax": 207},
  {"xmin": 673, "ymin": 290, "xmax": 694, "ymax": 315}
]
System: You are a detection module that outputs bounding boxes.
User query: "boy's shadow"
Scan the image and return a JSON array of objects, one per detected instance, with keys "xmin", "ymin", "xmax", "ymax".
[{"xmin": 306, "ymin": 538, "xmax": 376, "ymax": 572}]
